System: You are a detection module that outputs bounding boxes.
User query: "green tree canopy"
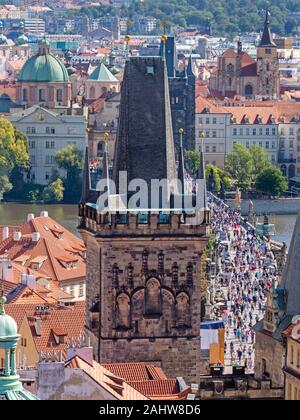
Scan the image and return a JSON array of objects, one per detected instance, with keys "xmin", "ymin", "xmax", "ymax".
[
  {"xmin": 225, "ymin": 144, "xmax": 253, "ymax": 192},
  {"xmin": 43, "ymin": 178, "xmax": 64, "ymax": 203},
  {"xmin": 0, "ymin": 119, "xmax": 29, "ymax": 200},
  {"xmin": 255, "ymin": 167, "xmax": 288, "ymax": 197},
  {"xmin": 55, "ymin": 145, "xmax": 83, "ymax": 203}
]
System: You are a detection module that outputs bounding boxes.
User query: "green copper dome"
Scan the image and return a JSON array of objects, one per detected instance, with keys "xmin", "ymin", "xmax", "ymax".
[
  {"xmin": 0, "ymin": 296, "xmax": 18, "ymax": 338},
  {"xmin": 15, "ymin": 33, "xmax": 28, "ymax": 46},
  {"xmin": 18, "ymin": 53, "xmax": 70, "ymax": 83}
]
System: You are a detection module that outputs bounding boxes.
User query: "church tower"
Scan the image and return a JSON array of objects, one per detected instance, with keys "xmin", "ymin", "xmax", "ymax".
[
  {"xmin": 78, "ymin": 53, "xmax": 209, "ymax": 385},
  {"xmin": 257, "ymin": 8, "xmax": 280, "ymax": 98}
]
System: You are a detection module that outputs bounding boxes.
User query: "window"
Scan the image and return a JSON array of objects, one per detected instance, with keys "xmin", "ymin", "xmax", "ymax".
[
  {"xmin": 46, "ymin": 127, "xmax": 55, "ymax": 134},
  {"xmin": 266, "ymin": 128, "xmax": 270, "ymax": 136},
  {"xmin": 205, "ymin": 145, "xmax": 210, "ymax": 153},
  {"xmin": 51, "ymin": 141, "xmax": 55, "ymax": 149},
  {"xmin": 233, "ymin": 128, "xmax": 237, "ymax": 136},
  {"xmin": 239, "ymin": 128, "xmax": 243, "ymax": 136},
  {"xmin": 272, "ymin": 128, "xmax": 276, "ymax": 136},
  {"xmin": 290, "ymin": 128, "xmax": 294, "ymax": 136},
  {"xmin": 146, "ymin": 66, "xmax": 154, "ymax": 75},
  {"xmin": 27, "ymin": 127, "xmax": 36, "ymax": 134},
  {"xmin": 212, "ymin": 131, "xmax": 217, "ymax": 138},
  {"xmin": 258, "ymin": 128, "xmax": 263, "ymax": 136},
  {"xmin": 89, "ymin": 86, "xmax": 95, "ymax": 99},
  {"xmin": 70, "ymin": 285, "xmax": 75, "ymax": 296},
  {"xmin": 290, "ymin": 345, "xmax": 294, "ymax": 365},
  {"xmin": 259, "ymin": 141, "xmax": 263, "ymax": 147},
  {"xmin": 39, "ymin": 89, "xmax": 45, "ymax": 102},
  {"xmin": 31, "ymin": 155, "xmax": 36, "ymax": 164},
  {"xmin": 68, "ymin": 127, "xmax": 77, "ymax": 135},
  {"xmin": 212, "ymin": 117, "xmax": 217, "ymax": 124},
  {"xmin": 272, "ymin": 141, "xmax": 276, "ymax": 149},
  {"xmin": 212, "ymin": 146, "xmax": 216, "ymax": 153},
  {"xmin": 290, "ymin": 141, "xmax": 294, "ymax": 149},
  {"xmin": 23, "ymin": 89, "xmax": 28, "ymax": 102},
  {"xmin": 246, "ymin": 141, "xmax": 250, "ymax": 148},
  {"xmin": 79, "ymin": 283, "xmax": 84, "ymax": 297},
  {"xmin": 46, "ymin": 141, "xmax": 50, "ymax": 149},
  {"xmin": 266, "ymin": 141, "xmax": 270, "ymax": 149},
  {"xmin": 265, "ymin": 48, "xmax": 272, "ymax": 54},
  {"xmin": 56, "ymin": 89, "xmax": 63, "ymax": 102},
  {"xmin": 198, "ymin": 117, "xmax": 203, "ymax": 124},
  {"xmin": 206, "ymin": 118, "xmax": 210, "ymax": 124},
  {"xmin": 205, "ymin": 131, "xmax": 210, "ymax": 138},
  {"xmin": 253, "ymin": 128, "xmax": 256, "ymax": 136},
  {"xmin": 246, "ymin": 128, "xmax": 250, "ymax": 136},
  {"xmin": 29, "ymin": 140, "xmax": 35, "ymax": 149}
]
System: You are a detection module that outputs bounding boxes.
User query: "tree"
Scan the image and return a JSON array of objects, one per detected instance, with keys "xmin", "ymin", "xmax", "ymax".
[
  {"xmin": 255, "ymin": 166, "xmax": 288, "ymax": 197},
  {"xmin": 185, "ymin": 150, "xmax": 201, "ymax": 174},
  {"xmin": 55, "ymin": 145, "xmax": 83, "ymax": 203},
  {"xmin": 0, "ymin": 119, "xmax": 29, "ymax": 200},
  {"xmin": 249, "ymin": 144, "xmax": 272, "ymax": 181},
  {"xmin": 43, "ymin": 178, "xmax": 64, "ymax": 203},
  {"xmin": 205, "ymin": 163, "xmax": 233, "ymax": 192},
  {"xmin": 225, "ymin": 144, "xmax": 253, "ymax": 192}
]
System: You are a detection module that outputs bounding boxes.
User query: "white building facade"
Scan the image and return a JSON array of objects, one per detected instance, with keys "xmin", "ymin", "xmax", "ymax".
[{"xmin": 9, "ymin": 105, "xmax": 87, "ymax": 185}]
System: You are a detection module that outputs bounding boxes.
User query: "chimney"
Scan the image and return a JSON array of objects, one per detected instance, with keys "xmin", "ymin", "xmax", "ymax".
[
  {"xmin": 13, "ymin": 231, "xmax": 22, "ymax": 241},
  {"xmin": 21, "ymin": 273, "xmax": 27, "ymax": 285},
  {"xmin": 32, "ymin": 232, "xmax": 40, "ymax": 243},
  {"xmin": 27, "ymin": 213, "xmax": 34, "ymax": 222},
  {"xmin": 2, "ymin": 227, "xmax": 9, "ymax": 241},
  {"xmin": 26, "ymin": 274, "xmax": 36, "ymax": 290},
  {"xmin": 35, "ymin": 317, "xmax": 42, "ymax": 336},
  {"xmin": 40, "ymin": 211, "xmax": 49, "ymax": 218},
  {"xmin": 0, "ymin": 258, "xmax": 13, "ymax": 282}
]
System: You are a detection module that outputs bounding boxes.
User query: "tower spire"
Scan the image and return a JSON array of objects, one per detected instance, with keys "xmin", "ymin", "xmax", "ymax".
[{"xmin": 259, "ymin": 7, "xmax": 276, "ymax": 47}]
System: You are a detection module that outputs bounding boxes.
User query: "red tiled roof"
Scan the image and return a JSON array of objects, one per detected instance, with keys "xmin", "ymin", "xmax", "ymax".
[
  {"xmin": 283, "ymin": 317, "xmax": 300, "ymax": 343},
  {"xmin": 102, "ymin": 363, "xmax": 167, "ymax": 382},
  {"xmin": 127, "ymin": 379, "xmax": 189, "ymax": 400},
  {"xmin": 0, "ymin": 215, "xmax": 86, "ymax": 284},
  {"xmin": 66, "ymin": 356, "xmax": 149, "ymax": 400},
  {"xmin": 196, "ymin": 96, "xmax": 229, "ymax": 114},
  {"xmin": 6, "ymin": 301, "xmax": 85, "ymax": 358},
  {"xmin": 240, "ymin": 62, "xmax": 257, "ymax": 77}
]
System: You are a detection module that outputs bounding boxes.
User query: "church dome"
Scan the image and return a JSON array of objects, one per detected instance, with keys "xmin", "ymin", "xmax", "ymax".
[
  {"xmin": 0, "ymin": 296, "xmax": 18, "ymax": 338},
  {"xmin": 15, "ymin": 33, "xmax": 29, "ymax": 46},
  {"xmin": 18, "ymin": 50, "xmax": 69, "ymax": 83}
]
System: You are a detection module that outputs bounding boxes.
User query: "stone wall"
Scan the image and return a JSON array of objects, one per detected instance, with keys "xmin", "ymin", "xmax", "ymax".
[{"xmin": 254, "ymin": 330, "xmax": 285, "ymax": 388}]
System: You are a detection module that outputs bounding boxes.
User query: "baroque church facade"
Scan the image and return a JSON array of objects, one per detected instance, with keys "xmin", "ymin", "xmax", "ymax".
[
  {"xmin": 209, "ymin": 10, "xmax": 280, "ymax": 99},
  {"xmin": 78, "ymin": 54, "xmax": 209, "ymax": 385}
]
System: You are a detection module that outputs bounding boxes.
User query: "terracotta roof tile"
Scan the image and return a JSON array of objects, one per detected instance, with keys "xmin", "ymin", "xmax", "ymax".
[
  {"xmin": 66, "ymin": 356, "xmax": 149, "ymax": 400},
  {"xmin": 0, "ymin": 215, "xmax": 86, "ymax": 283}
]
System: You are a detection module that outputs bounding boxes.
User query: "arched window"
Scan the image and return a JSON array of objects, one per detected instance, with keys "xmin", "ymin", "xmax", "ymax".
[
  {"xmin": 245, "ymin": 84, "xmax": 253, "ymax": 97},
  {"xmin": 22, "ymin": 88, "xmax": 28, "ymax": 102},
  {"xmin": 281, "ymin": 165, "xmax": 287, "ymax": 177},
  {"xmin": 144, "ymin": 278, "xmax": 162, "ymax": 317},
  {"xmin": 97, "ymin": 141, "xmax": 105, "ymax": 157},
  {"xmin": 39, "ymin": 89, "xmax": 45, "ymax": 102},
  {"xmin": 288, "ymin": 164, "xmax": 295, "ymax": 179},
  {"xmin": 89, "ymin": 86, "xmax": 95, "ymax": 99},
  {"xmin": 56, "ymin": 89, "xmax": 63, "ymax": 102}
]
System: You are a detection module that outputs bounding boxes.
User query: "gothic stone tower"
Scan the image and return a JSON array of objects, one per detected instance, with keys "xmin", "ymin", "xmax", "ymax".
[
  {"xmin": 79, "ymin": 56, "xmax": 209, "ymax": 385},
  {"xmin": 161, "ymin": 37, "xmax": 196, "ymax": 152},
  {"xmin": 257, "ymin": 9, "xmax": 280, "ymax": 99}
]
